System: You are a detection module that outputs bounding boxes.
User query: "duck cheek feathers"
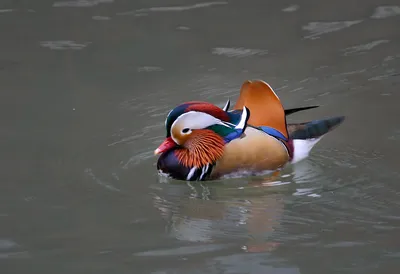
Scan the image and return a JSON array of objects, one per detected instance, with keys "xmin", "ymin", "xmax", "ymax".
[{"xmin": 171, "ymin": 128, "xmax": 189, "ymax": 146}]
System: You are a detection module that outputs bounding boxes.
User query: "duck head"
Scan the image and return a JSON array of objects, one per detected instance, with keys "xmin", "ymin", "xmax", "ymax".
[{"xmin": 154, "ymin": 101, "xmax": 249, "ymax": 179}]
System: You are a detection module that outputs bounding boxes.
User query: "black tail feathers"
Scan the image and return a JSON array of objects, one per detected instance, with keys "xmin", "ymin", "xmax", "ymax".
[
  {"xmin": 288, "ymin": 116, "xmax": 345, "ymax": 140},
  {"xmin": 285, "ymin": 106, "xmax": 319, "ymax": 116}
]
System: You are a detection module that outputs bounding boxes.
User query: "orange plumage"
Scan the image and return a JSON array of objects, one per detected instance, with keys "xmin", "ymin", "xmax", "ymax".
[
  {"xmin": 175, "ymin": 129, "xmax": 225, "ymax": 168},
  {"xmin": 234, "ymin": 80, "xmax": 289, "ymax": 140}
]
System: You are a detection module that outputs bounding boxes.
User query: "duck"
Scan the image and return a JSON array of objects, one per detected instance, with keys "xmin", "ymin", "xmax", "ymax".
[{"xmin": 154, "ymin": 80, "xmax": 345, "ymax": 181}]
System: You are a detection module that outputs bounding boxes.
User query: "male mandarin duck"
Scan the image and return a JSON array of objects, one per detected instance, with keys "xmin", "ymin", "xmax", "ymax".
[{"xmin": 154, "ymin": 80, "xmax": 345, "ymax": 181}]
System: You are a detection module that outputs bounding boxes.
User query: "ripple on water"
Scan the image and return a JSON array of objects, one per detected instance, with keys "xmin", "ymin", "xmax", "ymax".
[
  {"xmin": 108, "ymin": 122, "xmax": 164, "ymax": 146},
  {"xmin": 384, "ymin": 54, "xmax": 400, "ymax": 62},
  {"xmin": 177, "ymin": 26, "xmax": 190, "ymax": 31},
  {"xmin": 324, "ymin": 241, "xmax": 367, "ymax": 248},
  {"xmin": 287, "ymin": 150, "xmax": 400, "ymax": 248},
  {"xmin": 203, "ymin": 253, "xmax": 300, "ymax": 274},
  {"xmin": 388, "ymin": 129, "xmax": 400, "ymax": 140},
  {"xmin": 282, "ymin": 5, "xmax": 299, "ymax": 12},
  {"xmin": 117, "ymin": 2, "xmax": 228, "ymax": 16},
  {"xmin": 371, "ymin": 6, "xmax": 400, "ymax": 19},
  {"xmin": 150, "ymin": 144, "xmax": 400, "ymax": 260},
  {"xmin": 84, "ymin": 168, "xmax": 121, "ymax": 192},
  {"xmin": 342, "ymin": 40, "xmax": 389, "ymax": 56},
  {"xmin": 92, "ymin": 15, "xmax": 110, "ymax": 20},
  {"xmin": 121, "ymin": 150, "xmax": 154, "ymax": 169},
  {"xmin": 302, "ymin": 20, "xmax": 363, "ymax": 40},
  {"xmin": 137, "ymin": 66, "xmax": 163, "ymax": 72},
  {"xmin": 134, "ymin": 243, "xmax": 234, "ymax": 257},
  {"xmin": 185, "ymin": 73, "xmax": 242, "ymax": 100},
  {"xmin": 0, "ymin": 239, "xmax": 19, "ymax": 250},
  {"xmin": 211, "ymin": 47, "xmax": 268, "ymax": 58},
  {"xmin": 53, "ymin": 0, "xmax": 113, "ymax": 8},
  {"xmin": 368, "ymin": 68, "xmax": 399, "ymax": 81},
  {"xmin": 0, "ymin": 239, "xmax": 29, "ymax": 259},
  {"xmin": 40, "ymin": 40, "xmax": 90, "ymax": 50},
  {"xmin": 151, "ymin": 179, "xmax": 286, "ymax": 246}
]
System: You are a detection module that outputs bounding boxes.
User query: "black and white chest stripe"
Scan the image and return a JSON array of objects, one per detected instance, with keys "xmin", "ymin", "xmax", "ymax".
[{"xmin": 186, "ymin": 163, "xmax": 214, "ymax": 181}]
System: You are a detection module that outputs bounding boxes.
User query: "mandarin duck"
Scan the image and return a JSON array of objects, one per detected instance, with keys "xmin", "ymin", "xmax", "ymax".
[{"xmin": 155, "ymin": 80, "xmax": 344, "ymax": 181}]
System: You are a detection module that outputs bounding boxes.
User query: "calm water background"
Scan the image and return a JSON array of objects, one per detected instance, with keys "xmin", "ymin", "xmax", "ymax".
[{"xmin": 1, "ymin": 1, "xmax": 400, "ymax": 273}]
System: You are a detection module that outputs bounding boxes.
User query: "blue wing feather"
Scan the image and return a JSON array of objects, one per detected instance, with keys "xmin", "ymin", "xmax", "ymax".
[{"xmin": 259, "ymin": 126, "xmax": 289, "ymax": 142}]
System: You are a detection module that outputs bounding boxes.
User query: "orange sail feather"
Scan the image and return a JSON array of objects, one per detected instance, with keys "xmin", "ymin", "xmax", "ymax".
[{"xmin": 233, "ymin": 80, "xmax": 289, "ymax": 140}]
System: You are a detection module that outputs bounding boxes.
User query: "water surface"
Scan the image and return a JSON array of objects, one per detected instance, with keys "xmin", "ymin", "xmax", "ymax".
[{"xmin": 1, "ymin": 0, "xmax": 400, "ymax": 273}]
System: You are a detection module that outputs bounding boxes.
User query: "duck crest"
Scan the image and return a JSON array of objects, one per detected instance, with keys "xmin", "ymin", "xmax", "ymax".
[
  {"xmin": 164, "ymin": 101, "xmax": 230, "ymax": 137},
  {"xmin": 164, "ymin": 101, "xmax": 248, "ymax": 138}
]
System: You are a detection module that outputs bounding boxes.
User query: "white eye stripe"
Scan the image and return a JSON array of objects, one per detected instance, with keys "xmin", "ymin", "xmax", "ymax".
[
  {"xmin": 170, "ymin": 111, "xmax": 229, "ymax": 144},
  {"xmin": 171, "ymin": 111, "xmax": 225, "ymax": 132}
]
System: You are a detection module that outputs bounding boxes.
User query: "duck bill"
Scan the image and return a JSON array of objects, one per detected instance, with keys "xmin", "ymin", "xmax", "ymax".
[{"xmin": 154, "ymin": 137, "xmax": 176, "ymax": 155}]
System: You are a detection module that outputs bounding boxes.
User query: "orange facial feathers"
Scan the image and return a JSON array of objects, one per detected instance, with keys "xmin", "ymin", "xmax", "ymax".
[{"xmin": 175, "ymin": 129, "xmax": 225, "ymax": 167}]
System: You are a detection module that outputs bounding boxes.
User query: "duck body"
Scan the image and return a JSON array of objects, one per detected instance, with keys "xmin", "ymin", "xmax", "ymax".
[
  {"xmin": 155, "ymin": 80, "xmax": 344, "ymax": 181},
  {"xmin": 211, "ymin": 126, "xmax": 290, "ymax": 178},
  {"xmin": 157, "ymin": 125, "xmax": 289, "ymax": 180}
]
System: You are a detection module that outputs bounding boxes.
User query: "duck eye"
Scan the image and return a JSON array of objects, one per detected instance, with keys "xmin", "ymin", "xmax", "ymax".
[{"xmin": 182, "ymin": 128, "xmax": 190, "ymax": 134}]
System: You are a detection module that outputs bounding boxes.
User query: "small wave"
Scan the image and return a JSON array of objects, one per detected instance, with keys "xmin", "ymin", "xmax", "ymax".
[
  {"xmin": 40, "ymin": 40, "xmax": 90, "ymax": 50},
  {"xmin": 92, "ymin": 15, "xmax": 110, "ymax": 20},
  {"xmin": 220, "ymin": 169, "xmax": 277, "ymax": 180},
  {"xmin": 53, "ymin": 0, "xmax": 113, "ymax": 8},
  {"xmin": 368, "ymin": 69, "xmax": 398, "ymax": 81},
  {"xmin": 84, "ymin": 168, "xmax": 121, "ymax": 192},
  {"xmin": 302, "ymin": 20, "xmax": 362, "ymax": 40},
  {"xmin": 137, "ymin": 66, "xmax": 163, "ymax": 72},
  {"xmin": 371, "ymin": 6, "xmax": 400, "ymax": 19},
  {"xmin": 117, "ymin": 2, "xmax": 227, "ymax": 16},
  {"xmin": 342, "ymin": 40, "xmax": 389, "ymax": 56},
  {"xmin": 121, "ymin": 150, "xmax": 154, "ymax": 169},
  {"xmin": 282, "ymin": 5, "xmax": 299, "ymax": 12},
  {"xmin": 212, "ymin": 47, "xmax": 268, "ymax": 58},
  {"xmin": 134, "ymin": 243, "xmax": 233, "ymax": 256},
  {"xmin": 0, "ymin": 239, "xmax": 19, "ymax": 250},
  {"xmin": 177, "ymin": 26, "xmax": 190, "ymax": 31}
]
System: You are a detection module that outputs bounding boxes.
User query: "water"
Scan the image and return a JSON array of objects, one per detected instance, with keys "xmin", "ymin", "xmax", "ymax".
[{"xmin": 1, "ymin": 0, "xmax": 400, "ymax": 273}]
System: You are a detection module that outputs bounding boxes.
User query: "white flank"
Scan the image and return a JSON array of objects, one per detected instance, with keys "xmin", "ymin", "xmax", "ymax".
[{"xmin": 291, "ymin": 138, "xmax": 322, "ymax": 164}]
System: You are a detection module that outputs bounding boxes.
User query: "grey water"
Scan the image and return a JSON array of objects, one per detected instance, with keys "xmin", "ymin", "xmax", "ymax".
[{"xmin": 1, "ymin": 0, "xmax": 400, "ymax": 273}]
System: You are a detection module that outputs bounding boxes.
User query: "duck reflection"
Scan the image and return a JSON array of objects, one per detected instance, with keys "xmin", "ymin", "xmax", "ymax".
[{"xmin": 152, "ymin": 172, "xmax": 288, "ymax": 253}]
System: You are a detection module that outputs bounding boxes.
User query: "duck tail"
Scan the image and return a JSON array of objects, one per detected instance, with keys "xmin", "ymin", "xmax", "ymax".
[{"xmin": 288, "ymin": 116, "xmax": 345, "ymax": 163}]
